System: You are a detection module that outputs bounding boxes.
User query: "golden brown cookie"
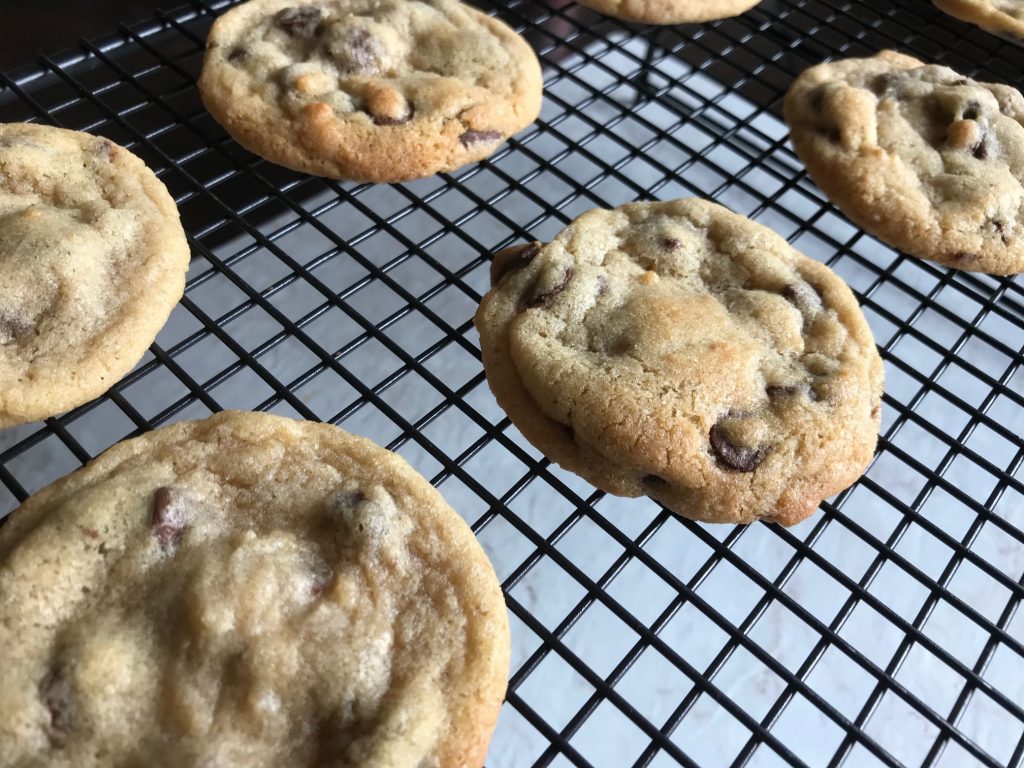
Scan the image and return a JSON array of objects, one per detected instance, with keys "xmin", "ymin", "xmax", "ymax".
[
  {"xmin": 198, "ymin": 0, "xmax": 543, "ymax": 182},
  {"xmin": 934, "ymin": 0, "xmax": 1024, "ymax": 39},
  {"xmin": 474, "ymin": 199, "xmax": 884, "ymax": 526},
  {"xmin": 576, "ymin": 0, "xmax": 761, "ymax": 24},
  {"xmin": 0, "ymin": 123, "xmax": 189, "ymax": 428},
  {"xmin": 784, "ymin": 50, "xmax": 1024, "ymax": 275},
  {"xmin": 0, "ymin": 411, "xmax": 510, "ymax": 767}
]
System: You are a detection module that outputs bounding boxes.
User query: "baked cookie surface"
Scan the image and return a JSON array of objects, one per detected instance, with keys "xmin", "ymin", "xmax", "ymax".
[
  {"xmin": 0, "ymin": 410, "xmax": 509, "ymax": 768},
  {"xmin": 198, "ymin": 0, "xmax": 542, "ymax": 182},
  {"xmin": 0, "ymin": 123, "xmax": 189, "ymax": 429},
  {"xmin": 576, "ymin": 0, "xmax": 761, "ymax": 24},
  {"xmin": 474, "ymin": 199, "xmax": 883, "ymax": 526},
  {"xmin": 784, "ymin": 50, "xmax": 1024, "ymax": 275},
  {"xmin": 934, "ymin": 0, "xmax": 1024, "ymax": 39}
]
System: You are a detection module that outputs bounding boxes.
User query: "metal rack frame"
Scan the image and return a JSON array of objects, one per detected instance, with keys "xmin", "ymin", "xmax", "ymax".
[{"xmin": 2, "ymin": 1, "xmax": 1023, "ymax": 766}]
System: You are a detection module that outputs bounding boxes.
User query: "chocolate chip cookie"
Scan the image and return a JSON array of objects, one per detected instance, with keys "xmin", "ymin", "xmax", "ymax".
[
  {"xmin": 198, "ymin": 0, "xmax": 542, "ymax": 183},
  {"xmin": 934, "ymin": 0, "xmax": 1024, "ymax": 39},
  {"xmin": 474, "ymin": 199, "xmax": 883, "ymax": 526},
  {"xmin": 784, "ymin": 50, "xmax": 1024, "ymax": 275},
  {"xmin": 0, "ymin": 410, "xmax": 509, "ymax": 767},
  {"xmin": 576, "ymin": 0, "xmax": 761, "ymax": 24},
  {"xmin": 0, "ymin": 123, "xmax": 190, "ymax": 429}
]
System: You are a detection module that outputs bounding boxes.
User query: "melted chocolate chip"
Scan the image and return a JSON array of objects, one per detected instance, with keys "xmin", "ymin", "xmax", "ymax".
[
  {"xmin": 962, "ymin": 100, "xmax": 980, "ymax": 121},
  {"xmin": 335, "ymin": 489, "xmax": 366, "ymax": 512},
  {"xmin": 274, "ymin": 6, "xmax": 323, "ymax": 37},
  {"xmin": 782, "ymin": 281, "xmax": 823, "ymax": 316},
  {"xmin": 39, "ymin": 666, "xmax": 73, "ymax": 743},
  {"xmin": 334, "ymin": 28, "xmax": 383, "ymax": 75},
  {"xmin": 0, "ymin": 314, "xmax": 31, "ymax": 344},
  {"xmin": 528, "ymin": 266, "xmax": 574, "ymax": 308},
  {"xmin": 372, "ymin": 105, "xmax": 413, "ymax": 126},
  {"xmin": 460, "ymin": 129, "xmax": 503, "ymax": 148},
  {"xmin": 152, "ymin": 487, "xmax": 186, "ymax": 551},
  {"xmin": 709, "ymin": 422, "xmax": 768, "ymax": 472},
  {"xmin": 870, "ymin": 73, "xmax": 898, "ymax": 95},
  {"xmin": 228, "ymin": 47, "xmax": 248, "ymax": 63},
  {"xmin": 766, "ymin": 384, "xmax": 801, "ymax": 400},
  {"xmin": 94, "ymin": 139, "xmax": 115, "ymax": 161},
  {"xmin": 995, "ymin": 220, "xmax": 1011, "ymax": 244},
  {"xmin": 490, "ymin": 242, "xmax": 541, "ymax": 285},
  {"xmin": 971, "ymin": 131, "xmax": 988, "ymax": 159}
]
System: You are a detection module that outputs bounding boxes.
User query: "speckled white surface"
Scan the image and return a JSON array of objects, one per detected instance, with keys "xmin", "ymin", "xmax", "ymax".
[{"xmin": 2, "ymin": 10, "xmax": 1024, "ymax": 768}]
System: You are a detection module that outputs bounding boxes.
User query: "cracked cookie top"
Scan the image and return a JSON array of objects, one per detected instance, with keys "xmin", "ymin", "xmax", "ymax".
[
  {"xmin": 934, "ymin": 0, "xmax": 1024, "ymax": 39},
  {"xmin": 475, "ymin": 199, "xmax": 884, "ymax": 526},
  {"xmin": 0, "ymin": 123, "xmax": 189, "ymax": 429},
  {"xmin": 785, "ymin": 50, "xmax": 1024, "ymax": 275},
  {"xmin": 0, "ymin": 411, "xmax": 509, "ymax": 768},
  {"xmin": 198, "ymin": 0, "xmax": 542, "ymax": 182}
]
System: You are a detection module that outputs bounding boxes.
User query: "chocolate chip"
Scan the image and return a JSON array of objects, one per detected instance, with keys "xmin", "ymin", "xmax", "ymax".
[
  {"xmin": 962, "ymin": 100, "xmax": 980, "ymax": 121},
  {"xmin": 490, "ymin": 242, "xmax": 541, "ymax": 285},
  {"xmin": 460, "ymin": 129, "xmax": 503, "ymax": 148},
  {"xmin": 94, "ymin": 139, "xmax": 115, "ymax": 161},
  {"xmin": 528, "ymin": 266, "xmax": 574, "ymax": 308},
  {"xmin": 274, "ymin": 6, "xmax": 323, "ymax": 38},
  {"xmin": 995, "ymin": 220, "xmax": 1011, "ymax": 244},
  {"xmin": 228, "ymin": 47, "xmax": 248, "ymax": 63},
  {"xmin": 971, "ymin": 131, "xmax": 988, "ymax": 159},
  {"xmin": 953, "ymin": 251, "xmax": 980, "ymax": 262},
  {"xmin": 661, "ymin": 237, "xmax": 682, "ymax": 251},
  {"xmin": 335, "ymin": 489, "xmax": 366, "ymax": 512},
  {"xmin": 0, "ymin": 314, "xmax": 31, "ymax": 344},
  {"xmin": 709, "ymin": 422, "xmax": 768, "ymax": 472},
  {"xmin": 643, "ymin": 474, "xmax": 668, "ymax": 487},
  {"xmin": 152, "ymin": 487, "xmax": 186, "ymax": 551},
  {"xmin": 39, "ymin": 666, "xmax": 73, "ymax": 743},
  {"xmin": 782, "ymin": 281, "xmax": 823, "ymax": 316},
  {"xmin": 372, "ymin": 104, "xmax": 413, "ymax": 126},
  {"xmin": 766, "ymin": 384, "xmax": 801, "ymax": 400},
  {"xmin": 870, "ymin": 73, "xmax": 898, "ymax": 95},
  {"xmin": 333, "ymin": 28, "xmax": 384, "ymax": 76}
]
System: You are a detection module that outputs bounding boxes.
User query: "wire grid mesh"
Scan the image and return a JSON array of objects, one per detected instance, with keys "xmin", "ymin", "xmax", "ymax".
[{"xmin": 2, "ymin": 0, "xmax": 1024, "ymax": 765}]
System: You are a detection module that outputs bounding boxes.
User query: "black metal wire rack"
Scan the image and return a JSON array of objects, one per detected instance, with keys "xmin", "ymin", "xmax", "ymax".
[{"xmin": 2, "ymin": 0, "xmax": 1024, "ymax": 765}]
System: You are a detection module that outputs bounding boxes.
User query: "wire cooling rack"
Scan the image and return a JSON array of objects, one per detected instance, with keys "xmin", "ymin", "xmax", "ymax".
[{"xmin": 2, "ymin": 0, "xmax": 1024, "ymax": 766}]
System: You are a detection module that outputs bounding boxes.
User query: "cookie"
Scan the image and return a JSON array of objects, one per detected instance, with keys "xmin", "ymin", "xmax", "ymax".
[
  {"xmin": 575, "ymin": 0, "xmax": 761, "ymax": 24},
  {"xmin": 474, "ymin": 199, "xmax": 883, "ymax": 526},
  {"xmin": 0, "ymin": 410, "xmax": 509, "ymax": 767},
  {"xmin": 0, "ymin": 123, "xmax": 190, "ymax": 429},
  {"xmin": 934, "ymin": 0, "xmax": 1024, "ymax": 39},
  {"xmin": 784, "ymin": 50, "xmax": 1024, "ymax": 275},
  {"xmin": 198, "ymin": 0, "xmax": 542, "ymax": 183}
]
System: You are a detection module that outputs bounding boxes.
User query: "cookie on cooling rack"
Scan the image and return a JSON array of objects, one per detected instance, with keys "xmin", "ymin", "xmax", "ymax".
[
  {"xmin": 784, "ymin": 50, "xmax": 1024, "ymax": 275},
  {"xmin": 474, "ymin": 199, "xmax": 884, "ymax": 526},
  {"xmin": 933, "ymin": 0, "xmax": 1024, "ymax": 39},
  {"xmin": 576, "ymin": 0, "xmax": 761, "ymax": 24},
  {"xmin": 197, "ymin": 0, "xmax": 542, "ymax": 183},
  {"xmin": 0, "ymin": 410, "xmax": 509, "ymax": 768},
  {"xmin": 0, "ymin": 123, "xmax": 189, "ymax": 429}
]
